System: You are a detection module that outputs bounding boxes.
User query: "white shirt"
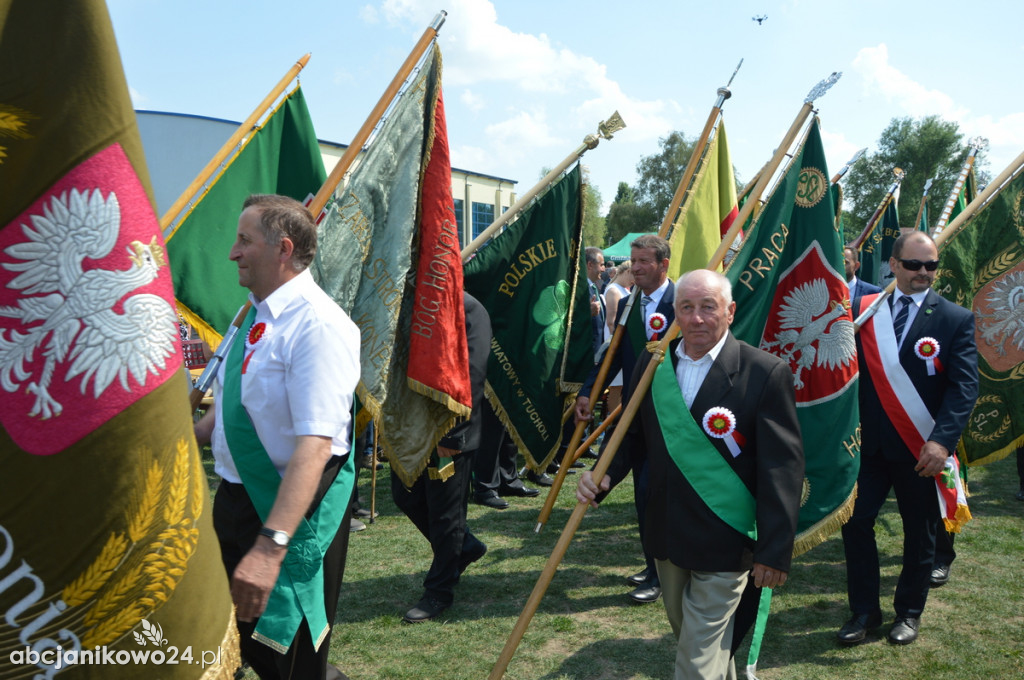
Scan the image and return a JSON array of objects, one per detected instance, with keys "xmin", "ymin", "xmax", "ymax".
[
  {"xmin": 674, "ymin": 332, "xmax": 729, "ymax": 408},
  {"xmin": 213, "ymin": 269, "xmax": 361, "ymax": 482},
  {"xmin": 892, "ymin": 288, "xmax": 928, "ymax": 350},
  {"xmin": 641, "ymin": 279, "xmax": 671, "ymax": 338}
]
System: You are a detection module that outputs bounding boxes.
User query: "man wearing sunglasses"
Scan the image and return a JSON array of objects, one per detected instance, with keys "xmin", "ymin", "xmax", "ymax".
[{"xmin": 838, "ymin": 231, "xmax": 978, "ymax": 647}]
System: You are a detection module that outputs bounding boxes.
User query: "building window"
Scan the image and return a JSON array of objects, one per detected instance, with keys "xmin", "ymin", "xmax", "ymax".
[
  {"xmin": 472, "ymin": 201, "xmax": 494, "ymax": 240},
  {"xmin": 453, "ymin": 198, "xmax": 464, "ymax": 248}
]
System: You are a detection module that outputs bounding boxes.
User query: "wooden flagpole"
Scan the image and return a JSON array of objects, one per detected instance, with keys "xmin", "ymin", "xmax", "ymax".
[
  {"xmin": 853, "ymin": 148, "xmax": 1024, "ymax": 330},
  {"xmin": 490, "ymin": 71, "xmax": 843, "ymax": 680},
  {"xmin": 830, "ymin": 147, "xmax": 866, "ymax": 184},
  {"xmin": 847, "ymin": 168, "xmax": 905, "ymax": 251},
  {"xmin": 307, "ymin": 11, "xmax": 448, "ymax": 219},
  {"xmin": 537, "ymin": 70, "xmax": 741, "ymax": 531},
  {"xmin": 187, "ymin": 13, "xmax": 449, "ymax": 411},
  {"xmin": 161, "ymin": 54, "xmax": 311, "ymax": 236},
  {"xmin": 912, "ymin": 177, "xmax": 935, "ymax": 233},
  {"xmin": 931, "ymin": 138, "xmax": 985, "ymax": 237},
  {"xmin": 658, "ymin": 60, "xmax": 742, "ymax": 239},
  {"xmin": 460, "ymin": 112, "xmax": 625, "ymax": 262}
]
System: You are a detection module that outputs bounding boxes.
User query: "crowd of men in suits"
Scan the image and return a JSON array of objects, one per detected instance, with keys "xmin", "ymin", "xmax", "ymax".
[{"xmin": 202, "ymin": 198, "xmax": 980, "ymax": 680}]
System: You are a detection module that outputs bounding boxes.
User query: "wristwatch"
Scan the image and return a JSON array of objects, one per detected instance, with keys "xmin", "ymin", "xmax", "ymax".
[{"xmin": 258, "ymin": 527, "xmax": 290, "ymax": 548}]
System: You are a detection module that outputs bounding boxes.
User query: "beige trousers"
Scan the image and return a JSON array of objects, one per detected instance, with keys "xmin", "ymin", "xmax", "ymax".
[{"xmin": 656, "ymin": 559, "xmax": 748, "ymax": 680}]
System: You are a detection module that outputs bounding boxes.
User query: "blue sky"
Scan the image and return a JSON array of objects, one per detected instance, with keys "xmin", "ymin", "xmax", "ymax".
[{"xmin": 109, "ymin": 0, "xmax": 1023, "ymax": 213}]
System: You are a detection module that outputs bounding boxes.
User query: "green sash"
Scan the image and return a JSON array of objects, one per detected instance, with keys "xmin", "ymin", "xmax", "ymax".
[
  {"xmin": 626, "ymin": 297, "xmax": 649, "ymax": 359},
  {"xmin": 222, "ymin": 306, "xmax": 356, "ymax": 653},
  {"xmin": 650, "ymin": 351, "xmax": 756, "ymax": 540}
]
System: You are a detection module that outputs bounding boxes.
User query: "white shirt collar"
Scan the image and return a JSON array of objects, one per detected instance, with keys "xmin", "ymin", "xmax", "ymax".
[
  {"xmin": 642, "ymin": 278, "xmax": 670, "ymax": 306},
  {"xmin": 249, "ymin": 268, "xmax": 313, "ymax": 319},
  {"xmin": 675, "ymin": 330, "xmax": 729, "ymax": 365}
]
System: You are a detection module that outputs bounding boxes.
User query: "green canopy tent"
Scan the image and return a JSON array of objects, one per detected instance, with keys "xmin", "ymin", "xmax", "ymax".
[{"xmin": 602, "ymin": 231, "xmax": 654, "ymax": 263}]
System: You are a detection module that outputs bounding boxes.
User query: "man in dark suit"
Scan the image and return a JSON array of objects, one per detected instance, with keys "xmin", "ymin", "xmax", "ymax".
[
  {"xmin": 839, "ymin": 232, "xmax": 978, "ymax": 646},
  {"xmin": 578, "ymin": 269, "xmax": 804, "ymax": 679},
  {"xmin": 585, "ymin": 246, "xmax": 607, "ymax": 359},
  {"xmin": 575, "ymin": 234, "xmax": 675, "ymax": 603},
  {"xmin": 845, "ymin": 245, "xmax": 882, "ymax": 299},
  {"xmin": 391, "ymin": 293, "xmax": 491, "ymax": 623}
]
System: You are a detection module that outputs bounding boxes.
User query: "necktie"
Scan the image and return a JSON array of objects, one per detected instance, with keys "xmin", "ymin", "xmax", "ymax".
[
  {"xmin": 641, "ymin": 295, "xmax": 653, "ymax": 315},
  {"xmin": 892, "ymin": 295, "xmax": 913, "ymax": 346}
]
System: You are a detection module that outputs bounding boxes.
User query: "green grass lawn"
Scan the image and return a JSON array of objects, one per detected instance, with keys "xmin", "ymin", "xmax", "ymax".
[{"xmin": 207, "ymin": 453, "xmax": 1024, "ymax": 679}]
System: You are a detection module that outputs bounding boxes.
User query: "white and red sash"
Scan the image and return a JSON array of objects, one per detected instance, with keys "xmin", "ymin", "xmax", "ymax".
[{"xmin": 858, "ymin": 294, "xmax": 971, "ymax": 532}]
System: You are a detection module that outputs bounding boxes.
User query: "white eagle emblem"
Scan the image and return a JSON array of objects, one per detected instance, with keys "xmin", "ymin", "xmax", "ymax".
[
  {"xmin": 976, "ymin": 269, "xmax": 1024, "ymax": 356},
  {"xmin": 0, "ymin": 188, "xmax": 179, "ymax": 418},
  {"xmin": 760, "ymin": 278, "xmax": 856, "ymax": 389}
]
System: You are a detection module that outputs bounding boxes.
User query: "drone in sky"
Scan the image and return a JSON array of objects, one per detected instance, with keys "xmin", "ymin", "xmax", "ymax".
[{"xmin": 752, "ymin": 14, "xmax": 767, "ymax": 25}]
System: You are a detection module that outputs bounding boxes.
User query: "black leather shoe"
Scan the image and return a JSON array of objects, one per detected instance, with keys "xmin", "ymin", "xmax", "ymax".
[
  {"xmin": 930, "ymin": 563, "xmax": 951, "ymax": 587},
  {"xmin": 570, "ymin": 459, "xmax": 586, "ymax": 468},
  {"xmin": 526, "ymin": 471, "xmax": 554, "ymax": 487},
  {"xmin": 888, "ymin": 616, "xmax": 920, "ymax": 645},
  {"xmin": 627, "ymin": 568, "xmax": 653, "ymax": 586},
  {"xmin": 458, "ymin": 542, "xmax": 487, "ymax": 575},
  {"xmin": 500, "ymin": 484, "xmax": 540, "ymax": 497},
  {"xmin": 836, "ymin": 611, "xmax": 882, "ymax": 646},
  {"xmin": 628, "ymin": 585, "xmax": 661, "ymax": 603},
  {"xmin": 1017, "ymin": 488, "xmax": 1024, "ymax": 501},
  {"xmin": 473, "ymin": 494, "xmax": 509, "ymax": 509},
  {"xmin": 403, "ymin": 596, "xmax": 450, "ymax": 623}
]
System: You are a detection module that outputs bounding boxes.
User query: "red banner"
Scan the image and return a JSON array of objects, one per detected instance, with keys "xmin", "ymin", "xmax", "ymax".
[{"xmin": 406, "ymin": 88, "xmax": 471, "ymax": 414}]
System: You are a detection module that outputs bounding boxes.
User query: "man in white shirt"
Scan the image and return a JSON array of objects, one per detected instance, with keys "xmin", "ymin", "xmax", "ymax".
[{"xmin": 195, "ymin": 194, "xmax": 360, "ymax": 680}]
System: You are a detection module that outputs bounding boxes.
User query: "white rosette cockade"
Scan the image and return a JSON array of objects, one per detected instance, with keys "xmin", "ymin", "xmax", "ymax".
[
  {"xmin": 647, "ymin": 312, "xmax": 667, "ymax": 339},
  {"xmin": 913, "ymin": 336, "xmax": 941, "ymax": 376},
  {"xmin": 702, "ymin": 407, "xmax": 746, "ymax": 457},
  {"xmin": 242, "ymin": 320, "xmax": 271, "ymax": 374}
]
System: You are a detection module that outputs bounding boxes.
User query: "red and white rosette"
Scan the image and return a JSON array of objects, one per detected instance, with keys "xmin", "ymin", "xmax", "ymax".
[
  {"xmin": 647, "ymin": 312, "xmax": 667, "ymax": 339},
  {"xmin": 243, "ymin": 321, "xmax": 271, "ymax": 374},
  {"xmin": 702, "ymin": 407, "xmax": 746, "ymax": 457},
  {"xmin": 914, "ymin": 336, "xmax": 941, "ymax": 375}
]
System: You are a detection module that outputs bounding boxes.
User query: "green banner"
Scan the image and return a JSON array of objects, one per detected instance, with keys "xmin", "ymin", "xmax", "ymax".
[
  {"xmin": 934, "ymin": 169, "xmax": 1024, "ymax": 465},
  {"xmin": 726, "ymin": 118, "xmax": 860, "ymax": 554},
  {"xmin": 166, "ymin": 87, "xmax": 326, "ymax": 348},
  {"xmin": 860, "ymin": 191, "xmax": 900, "ymax": 287},
  {"xmin": 464, "ymin": 165, "xmax": 591, "ymax": 470},
  {"xmin": 0, "ymin": 1, "xmax": 237, "ymax": 676}
]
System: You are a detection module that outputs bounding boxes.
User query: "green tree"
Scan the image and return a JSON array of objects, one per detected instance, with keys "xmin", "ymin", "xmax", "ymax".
[
  {"xmin": 634, "ymin": 130, "xmax": 699, "ymax": 226},
  {"xmin": 841, "ymin": 115, "xmax": 989, "ymax": 242},
  {"xmin": 581, "ymin": 165, "xmax": 606, "ymax": 247},
  {"xmin": 605, "ymin": 180, "xmax": 656, "ymax": 245}
]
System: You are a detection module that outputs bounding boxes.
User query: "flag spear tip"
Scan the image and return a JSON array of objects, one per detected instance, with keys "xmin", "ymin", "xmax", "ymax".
[
  {"xmin": 595, "ymin": 111, "xmax": 626, "ymax": 142},
  {"xmin": 431, "ymin": 10, "xmax": 447, "ymax": 31},
  {"xmin": 804, "ymin": 71, "xmax": 842, "ymax": 103}
]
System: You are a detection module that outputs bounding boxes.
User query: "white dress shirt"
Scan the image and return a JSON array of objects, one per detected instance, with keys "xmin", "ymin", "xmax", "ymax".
[
  {"xmin": 641, "ymin": 279, "xmax": 671, "ymax": 338},
  {"xmin": 213, "ymin": 268, "xmax": 361, "ymax": 482},
  {"xmin": 893, "ymin": 288, "xmax": 928, "ymax": 351},
  {"xmin": 674, "ymin": 332, "xmax": 729, "ymax": 408}
]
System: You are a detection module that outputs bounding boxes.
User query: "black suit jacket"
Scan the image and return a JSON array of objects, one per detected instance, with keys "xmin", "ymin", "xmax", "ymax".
[
  {"xmin": 580, "ymin": 281, "xmax": 675, "ymax": 400},
  {"xmin": 438, "ymin": 293, "xmax": 491, "ymax": 453},
  {"xmin": 850, "ymin": 277, "xmax": 882, "ymax": 299},
  {"xmin": 613, "ymin": 333, "xmax": 805, "ymax": 573},
  {"xmin": 854, "ymin": 288, "xmax": 978, "ymax": 459}
]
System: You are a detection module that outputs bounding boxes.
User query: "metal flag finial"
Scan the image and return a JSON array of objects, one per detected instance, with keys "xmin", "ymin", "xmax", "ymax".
[
  {"xmin": 893, "ymin": 166, "xmax": 906, "ymax": 181},
  {"xmin": 804, "ymin": 71, "xmax": 842, "ymax": 104},
  {"xmin": 597, "ymin": 111, "xmax": 626, "ymax": 140}
]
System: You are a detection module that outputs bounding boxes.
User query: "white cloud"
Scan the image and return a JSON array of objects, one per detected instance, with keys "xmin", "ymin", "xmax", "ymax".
[
  {"xmin": 852, "ymin": 44, "xmax": 968, "ymax": 120},
  {"xmin": 460, "ymin": 89, "xmax": 485, "ymax": 113},
  {"xmin": 484, "ymin": 109, "xmax": 563, "ymax": 159},
  {"xmin": 851, "ymin": 43, "xmax": 1022, "ymax": 175},
  {"xmin": 377, "ymin": 0, "xmax": 674, "ymax": 139},
  {"xmin": 820, "ymin": 129, "xmax": 862, "ymax": 179},
  {"xmin": 129, "ymin": 87, "xmax": 147, "ymax": 107},
  {"xmin": 360, "ymin": 4, "xmax": 379, "ymax": 23}
]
